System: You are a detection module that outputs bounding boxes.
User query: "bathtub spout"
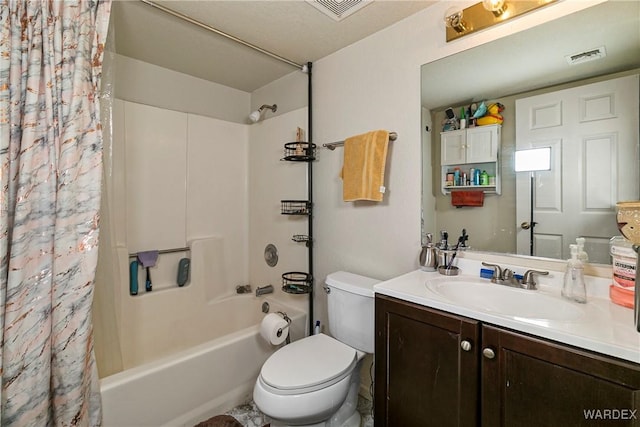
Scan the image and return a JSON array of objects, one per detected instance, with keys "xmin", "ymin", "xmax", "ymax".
[{"xmin": 256, "ymin": 285, "xmax": 274, "ymax": 296}]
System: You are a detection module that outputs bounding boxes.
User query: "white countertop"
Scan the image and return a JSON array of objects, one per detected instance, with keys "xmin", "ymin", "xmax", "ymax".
[{"xmin": 374, "ymin": 258, "xmax": 640, "ymax": 364}]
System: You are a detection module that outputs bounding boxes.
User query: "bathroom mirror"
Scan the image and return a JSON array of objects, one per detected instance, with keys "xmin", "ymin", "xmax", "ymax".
[{"xmin": 421, "ymin": 1, "xmax": 640, "ymax": 265}]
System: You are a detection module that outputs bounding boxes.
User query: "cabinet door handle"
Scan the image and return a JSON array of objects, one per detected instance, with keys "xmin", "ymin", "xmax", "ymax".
[
  {"xmin": 482, "ymin": 347, "xmax": 496, "ymax": 359},
  {"xmin": 460, "ymin": 340, "xmax": 472, "ymax": 352}
]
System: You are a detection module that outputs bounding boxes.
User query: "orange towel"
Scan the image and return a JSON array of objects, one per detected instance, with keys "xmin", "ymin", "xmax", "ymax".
[
  {"xmin": 341, "ymin": 130, "xmax": 390, "ymax": 202},
  {"xmin": 451, "ymin": 190, "xmax": 484, "ymax": 207}
]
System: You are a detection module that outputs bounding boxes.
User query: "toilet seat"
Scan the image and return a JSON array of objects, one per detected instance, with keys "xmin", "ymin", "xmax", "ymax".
[{"xmin": 259, "ymin": 333, "xmax": 357, "ymax": 395}]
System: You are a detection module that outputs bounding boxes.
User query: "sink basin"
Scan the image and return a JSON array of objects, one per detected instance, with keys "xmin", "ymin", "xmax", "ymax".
[{"xmin": 425, "ymin": 276, "xmax": 586, "ymax": 322}]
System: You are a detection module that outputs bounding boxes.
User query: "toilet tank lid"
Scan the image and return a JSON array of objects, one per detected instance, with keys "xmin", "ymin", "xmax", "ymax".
[{"xmin": 325, "ymin": 271, "xmax": 380, "ymax": 297}]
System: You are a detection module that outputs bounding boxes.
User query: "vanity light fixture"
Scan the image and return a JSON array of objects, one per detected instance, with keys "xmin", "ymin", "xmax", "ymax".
[
  {"xmin": 482, "ymin": 0, "xmax": 508, "ymax": 17},
  {"xmin": 443, "ymin": 7, "xmax": 468, "ymax": 34},
  {"xmin": 445, "ymin": 0, "xmax": 557, "ymax": 42}
]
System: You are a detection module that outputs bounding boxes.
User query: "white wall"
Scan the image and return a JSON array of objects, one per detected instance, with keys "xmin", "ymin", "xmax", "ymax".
[
  {"xmin": 113, "ymin": 54, "xmax": 251, "ymax": 123},
  {"xmin": 97, "ymin": 54, "xmax": 312, "ymax": 375},
  {"xmin": 248, "ymin": 108, "xmax": 311, "ymax": 315},
  {"xmin": 251, "ymin": 71, "xmax": 308, "ymax": 119},
  {"xmin": 96, "ymin": 0, "xmax": 606, "ymax": 378},
  {"xmin": 298, "ymin": 0, "xmax": 605, "ymax": 398},
  {"xmin": 110, "ymin": 100, "xmax": 251, "ymax": 368},
  {"xmin": 308, "ymin": 0, "xmax": 604, "ymax": 325}
]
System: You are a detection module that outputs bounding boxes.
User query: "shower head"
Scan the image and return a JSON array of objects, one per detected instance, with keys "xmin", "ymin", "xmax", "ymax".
[
  {"xmin": 249, "ymin": 104, "xmax": 277, "ymax": 123},
  {"xmin": 248, "ymin": 110, "xmax": 262, "ymax": 123}
]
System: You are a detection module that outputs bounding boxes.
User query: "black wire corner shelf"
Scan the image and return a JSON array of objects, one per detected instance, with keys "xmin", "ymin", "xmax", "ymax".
[
  {"xmin": 292, "ymin": 234, "xmax": 312, "ymax": 247},
  {"xmin": 282, "ymin": 271, "xmax": 312, "ymax": 294},
  {"xmin": 281, "ymin": 142, "xmax": 316, "ymax": 162},
  {"xmin": 281, "ymin": 200, "xmax": 312, "ymax": 215}
]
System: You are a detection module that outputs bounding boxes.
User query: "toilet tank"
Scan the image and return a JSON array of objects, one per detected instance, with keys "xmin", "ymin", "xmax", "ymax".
[{"xmin": 326, "ymin": 271, "xmax": 380, "ymax": 353}]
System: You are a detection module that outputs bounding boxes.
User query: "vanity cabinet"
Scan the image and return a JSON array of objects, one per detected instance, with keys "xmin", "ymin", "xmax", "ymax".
[
  {"xmin": 440, "ymin": 124, "xmax": 501, "ymax": 195},
  {"xmin": 374, "ymin": 294, "xmax": 640, "ymax": 427},
  {"xmin": 374, "ymin": 294, "xmax": 480, "ymax": 426}
]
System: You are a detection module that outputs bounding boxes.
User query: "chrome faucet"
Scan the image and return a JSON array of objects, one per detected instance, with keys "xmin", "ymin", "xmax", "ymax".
[
  {"xmin": 501, "ymin": 267, "xmax": 521, "ymax": 287},
  {"xmin": 481, "ymin": 262, "xmax": 548, "ymax": 290},
  {"xmin": 256, "ymin": 284, "xmax": 274, "ymax": 296},
  {"xmin": 482, "ymin": 262, "xmax": 503, "ymax": 283},
  {"xmin": 521, "ymin": 269, "xmax": 549, "ymax": 290}
]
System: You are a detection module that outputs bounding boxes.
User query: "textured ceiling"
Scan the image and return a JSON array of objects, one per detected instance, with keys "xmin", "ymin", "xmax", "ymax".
[{"xmin": 111, "ymin": 0, "xmax": 436, "ymax": 92}]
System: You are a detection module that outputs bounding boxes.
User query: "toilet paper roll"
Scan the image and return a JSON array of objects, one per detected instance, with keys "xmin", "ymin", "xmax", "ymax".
[{"xmin": 260, "ymin": 313, "xmax": 289, "ymax": 345}]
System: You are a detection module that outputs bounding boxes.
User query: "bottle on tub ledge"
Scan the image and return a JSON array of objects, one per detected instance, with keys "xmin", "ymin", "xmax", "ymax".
[{"xmin": 562, "ymin": 244, "xmax": 587, "ymax": 303}]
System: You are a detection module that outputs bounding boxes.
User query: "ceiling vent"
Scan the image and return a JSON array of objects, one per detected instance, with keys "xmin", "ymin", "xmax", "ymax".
[
  {"xmin": 305, "ymin": 0, "xmax": 373, "ymax": 22},
  {"xmin": 565, "ymin": 46, "xmax": 607, "ymax": 65}
]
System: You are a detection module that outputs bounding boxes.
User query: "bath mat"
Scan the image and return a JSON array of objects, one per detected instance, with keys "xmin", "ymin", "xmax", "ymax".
[
  {"xmin": 194, "ymin": 414, "xmax": 270, "ymax": 427},
  {"xmin": 195, "ymin": 415, "xmax": 242, "ymax": 427}
]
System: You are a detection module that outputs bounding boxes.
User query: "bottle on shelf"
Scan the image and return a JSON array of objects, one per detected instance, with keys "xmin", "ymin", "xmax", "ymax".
[{"xmin": 480, "ymin": 170, "xmax": 489, "ymax": 186}]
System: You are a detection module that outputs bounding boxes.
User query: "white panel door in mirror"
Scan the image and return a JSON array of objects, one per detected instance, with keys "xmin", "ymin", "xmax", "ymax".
[{"xmin": 516, "ymin": 74, "xmax": 639, "ymax": 263}]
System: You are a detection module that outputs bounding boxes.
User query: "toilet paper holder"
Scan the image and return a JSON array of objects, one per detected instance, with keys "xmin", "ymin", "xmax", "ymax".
[{"xmin": 276, "ymin": 311, "xmax": 292, "ymax": 345}]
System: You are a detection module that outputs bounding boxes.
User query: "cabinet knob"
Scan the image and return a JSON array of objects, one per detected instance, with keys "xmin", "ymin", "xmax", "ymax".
[
  {"xmin": 520, "ymin": 222, "xmax": 531, "ymax": 230},
  {"xmin": 482, "ymin": 347, "xmax": 496, "ymax": 359},
  {"xmin": 460, "ymin": 340, "xmax": 472, "ymax": 352}
]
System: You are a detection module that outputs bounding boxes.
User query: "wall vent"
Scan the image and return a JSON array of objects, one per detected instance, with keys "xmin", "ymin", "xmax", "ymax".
[
  {"xmin": 565, "ymin": 46, "xmax": 607, "ymax": 65},
  {"xmin": 305, "ymin": 0, "xmax": 373, "ymax": 22}
]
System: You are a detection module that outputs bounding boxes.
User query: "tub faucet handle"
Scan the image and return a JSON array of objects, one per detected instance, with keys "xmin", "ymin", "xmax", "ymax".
[{"xmin": 236, "ymin": 284, "xmax": 252, "ymax": 294}]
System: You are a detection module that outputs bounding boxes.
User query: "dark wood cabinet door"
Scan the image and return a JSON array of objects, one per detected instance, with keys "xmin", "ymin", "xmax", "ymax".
[
  {"xmin": 375, "ymin": 294, "xmax": 480, "ymax": 427},
  {"xmin": 482, "ymin": 325, "xmax": 640, "ymax": 427}
]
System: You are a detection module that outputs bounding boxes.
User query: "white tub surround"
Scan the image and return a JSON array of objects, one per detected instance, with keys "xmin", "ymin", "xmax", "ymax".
[
  {"xmin": 100, "ymin": 299, "xmax": 305, "ymax": 427},
  {"xmin": 374, "ymin": 258, "xmax": 640, "ymax": 364}
]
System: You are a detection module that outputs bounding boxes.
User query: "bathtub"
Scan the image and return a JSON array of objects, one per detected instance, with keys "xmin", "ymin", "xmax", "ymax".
[{"xmin": 100, "ymin": 296, "xmax": 306, "ymax": 427}]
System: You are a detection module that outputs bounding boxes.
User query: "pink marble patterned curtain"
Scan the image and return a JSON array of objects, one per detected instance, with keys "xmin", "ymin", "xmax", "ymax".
[{"xmin": 0, "ymin": 1, "xmax": 112, "ymax": 425}]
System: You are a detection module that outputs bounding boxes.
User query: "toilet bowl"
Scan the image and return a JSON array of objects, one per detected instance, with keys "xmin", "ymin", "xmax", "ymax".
[
  {"xmin": 253, "ymin": 334, "xmax": 364, "ymax": 426},
  {"xmin": 253, "ymin": 271, "xmax": 379, "ymax": 427}
]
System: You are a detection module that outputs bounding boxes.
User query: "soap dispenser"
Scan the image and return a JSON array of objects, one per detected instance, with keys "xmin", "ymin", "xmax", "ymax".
[
  {"xmin": 562, "ymin": 244, "xmax": 587, "ymax": 303},
  {"xmin": 576, "ymin": 237, "xmax": 589, "ymax": 263}
]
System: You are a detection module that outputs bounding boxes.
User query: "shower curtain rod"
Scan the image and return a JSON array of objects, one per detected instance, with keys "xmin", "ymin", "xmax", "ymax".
[{"xmin": 139, "ymin": 0, "xmax": 304, "ymax": 70}]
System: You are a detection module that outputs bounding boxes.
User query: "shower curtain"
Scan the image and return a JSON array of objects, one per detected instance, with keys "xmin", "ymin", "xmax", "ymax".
[{"xmin": 0, "ymin": 1, "xmax": 112, "ymax": 425}]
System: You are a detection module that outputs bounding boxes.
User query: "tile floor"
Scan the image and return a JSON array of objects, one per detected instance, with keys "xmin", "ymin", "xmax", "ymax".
[{"xmin": 224, "ymin": 395, "xmax": 374, "ymax": 427}]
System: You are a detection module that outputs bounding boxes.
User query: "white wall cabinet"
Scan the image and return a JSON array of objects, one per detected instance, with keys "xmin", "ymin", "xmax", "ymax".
[
  {"xmin": 441, "ymin": 129, "xmax": 466, "ymax": 165},
  {"xmin": 440, "ymin": 124, "xmax": 501, "ymax": 195}
]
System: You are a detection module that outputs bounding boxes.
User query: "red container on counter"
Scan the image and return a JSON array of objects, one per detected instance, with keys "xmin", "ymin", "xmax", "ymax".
[{"xmin": 610, "ymin": 236, "xmax": 636, "ymax": 309}]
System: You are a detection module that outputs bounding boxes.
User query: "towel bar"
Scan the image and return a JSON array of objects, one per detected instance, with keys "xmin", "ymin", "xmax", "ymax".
[
  {"xmin": 322, "ymin": 131, "xmax": 397, "ymax": 150},
  {"xmin": 128, "ymin": 247, "xmax": 190, "ymax": 258}
]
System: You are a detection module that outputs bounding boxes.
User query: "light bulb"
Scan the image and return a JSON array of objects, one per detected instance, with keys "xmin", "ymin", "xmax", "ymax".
[
  {"xmin": 482, "ymin": 0, "xmax": 508, "ymax": 17},
  {"xmin": 444, "ymin": 7, "xmax": 467, "ymax": 33}
]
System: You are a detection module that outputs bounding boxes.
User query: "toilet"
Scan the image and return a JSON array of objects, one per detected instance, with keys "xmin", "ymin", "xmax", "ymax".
[{"xmin": 253, "ymin": 271, "xmax": 379, "ymax": 427}]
